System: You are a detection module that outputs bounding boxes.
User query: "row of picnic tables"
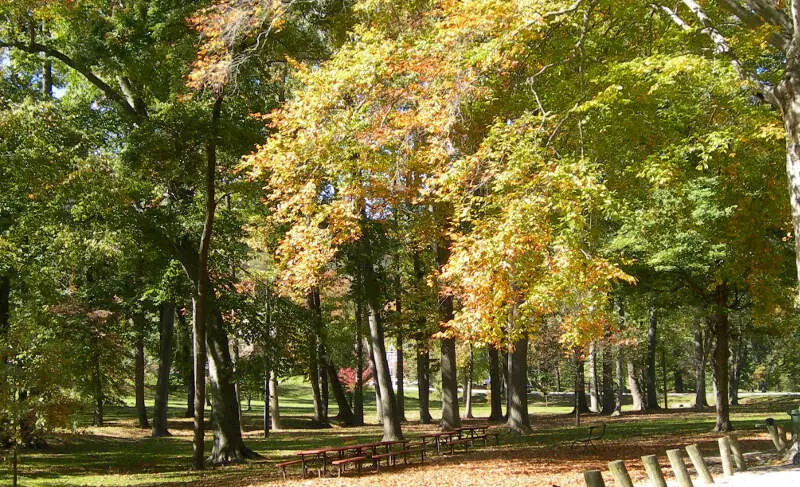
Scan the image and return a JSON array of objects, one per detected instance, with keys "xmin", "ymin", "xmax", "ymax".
[{"xmin": 285, "ymin": 425, "xmax": 495, "ymax": 478}]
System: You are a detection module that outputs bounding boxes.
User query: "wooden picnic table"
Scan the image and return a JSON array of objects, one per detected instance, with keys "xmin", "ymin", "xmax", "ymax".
[{"xmin": 296, "ymin": 439, "xmax": 410, "ymax": 476}]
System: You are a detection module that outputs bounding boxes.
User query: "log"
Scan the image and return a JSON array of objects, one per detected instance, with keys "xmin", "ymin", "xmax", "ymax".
[
  {"xmin": 686, "ymin": 444, "xmax": 714, "ymax": 484},
  {"xmin": 666, "ymin": 448, "xmax": 694, "ymax": 487},
  {"xmin": 727, "ymin": 435, "xmax": 746, "ymax": 471},
  {"xmin": 583, "ymin": 470, "xmax": 605, "ymax": 487},
  {"xmin": 607, "ymin": 460, "xmax": 634, "ymax": 487},
  {"xmin": 641, "ymin": 454, "xmax": 668, "ymax": 487},
  {"xmin": 717, "ymin": 437, "xmax": 734, "ymax": 476}
]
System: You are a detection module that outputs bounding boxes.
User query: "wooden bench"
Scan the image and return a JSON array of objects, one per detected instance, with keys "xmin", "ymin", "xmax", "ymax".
[
  {"xmin": 570, "ymin": 423, "xmax": 606, "ymax": 449},
  {"xmin": 276, "ymin": 459, "xmax": 304, "ymax": 480},
  {"xmin": 444, "ymin": 437, "xmax": 471, "ymax": 454},
  {"xmin": 331, "ymin": 455, "xmax": 368, "ymax": 477}
]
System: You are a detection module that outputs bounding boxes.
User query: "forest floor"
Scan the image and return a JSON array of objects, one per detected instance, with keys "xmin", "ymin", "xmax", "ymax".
[{"xmin": 2, "ymin": 381, "xmax": 798, "ymax": 487}]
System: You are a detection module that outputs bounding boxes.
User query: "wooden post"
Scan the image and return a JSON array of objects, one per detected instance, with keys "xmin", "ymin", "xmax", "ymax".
[
  {"xmin": 641, "ymin": 454, "xmax": 668, "ymax": 487},
  {"xmin": 666, "ymin": 448, "xmax": 694, "ymax": 487},
  {"xmin": 608, "ymin": 460, "xmax": 634, "ymax": 487},
  {"xmin": 583, "ymin": 470, "xmax": 605, "ymax": 487},
  {"xmin": 718, "ymin": 437, "xmax": 734, "ymax": 476},
  {"xmin": 685, "ymin": 444, "xmax": 714, "ymax": 484},
  {"xmin": 766, "ymin": 425, "xmax": 786, "ymax": 452},
  {"xmin": 728, "ymin": 435, "xmax": 746, "ymax": 471}
]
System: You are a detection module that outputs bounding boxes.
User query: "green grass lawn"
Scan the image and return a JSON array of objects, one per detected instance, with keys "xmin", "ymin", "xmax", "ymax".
[{"xmin": 2, "ymin": 380, "xmax": 798, "ymax": 487}]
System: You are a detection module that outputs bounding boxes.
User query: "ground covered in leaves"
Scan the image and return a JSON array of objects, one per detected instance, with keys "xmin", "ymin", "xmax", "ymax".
[{"xmin": 2, "ymin": 389, "xmax": 799, "ymax": 486}]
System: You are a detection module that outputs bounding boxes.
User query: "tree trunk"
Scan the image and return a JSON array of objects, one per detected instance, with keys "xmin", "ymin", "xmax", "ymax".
[
  {"xmin": 488, "ymin": 347, "xmax": 503, "ymax": 420},
  {"xmin": 501, "ymin": 350, "xmax": 510, "ymax": 420},
  {"xmin": 366, "ymin": 305, "xmax": 402, "ymax": 439},
  {"xmin": 133, "ymin": 313, "xmax": 149, "ymax": 429},
  {"xmin": 42, "ymin": 60, "xmax": 52, "ymax": 98},
  {"xmin": 416, "ymin": 341, "xmax": 432, "ymax": 424},
  {"xmin": 354, "ymin": 297, "xmax": 364, "ymax": 426},
  {"xmin": 588, "ymin": 341, "xmax": 600, "ymax": 412},
  {"xmin": 92, "ymin": 344, "xmax": 104, "ymax": 426},
  {"xmin": 232, "ymin": 340, "xmax": 244, "ymax": 437},
  {"xmin": 396, "ymin": 334, "xmax": 406, "ymax": 422},
  {"xmin": 711, "ymin": 282, "xmax": 731, "ymax": 432},
  {"xmin": 270, "ymin": 370, "xmax": 280, "ymax": 430},
  {"xmin": 778, "ymin": 55, "xmax": 800, "ymax": 307},
  {"xmin": 674, "ymin": 370, "xmax": 685, "ymax": 394},
  {"xmin": 368, "ymin": 340, "xmax": 383, "ymax": 424},
  {"xmin": 206, "ymin": 309, "xmax": 257, "ymax": 463},
  {"xmin": 614, "ymin": 345, "xmax": 623, "ymax": 416},
  {"xmin": 176, "ymin": 308, "xmax": 195, "ymax": 418},
  {"xmin": 627, "ymin": 357, "xmax": 644, "ymax": 412},
  {"xmin": 263, "ymin": 357, "xmax": 270, "ymax": 438},
  {"xmin": 326, "ymin": 359, "xmax": 355, "ymax": 426},
  {"xmin": 464, "ymin": 344, "xmax": 474, "ymax": 419},
  {"xmin": 152, "ymin": 302, "xmax": 175, "ymax": 437},
  {"xmin": 437, "ymin": 241, "xmax": 460, "ymax": 430},
  {"xmin": 573, "ymin": 349, "xmax": 589, "ymax": 414},
  {"xmin": 729, "ymin": 327, "xmax": 745, "ymax": 406},
  {"xmin": 306, "ymin": 289, "xmax": 326, "ymax": 425},
  {"xmin": 554, "ymin": 364, "xmax": 561, "ymax": 393},
  {"xmin": 601, "ymin": 335, "xmax": 615, "ymax": 415},
  {"xmin": 411, "ymin": 253, "xmax": 431, "ymax": 424},
  {"xmin": 646, "ymin": 308, "xmax": 660, "ymax": 410},
  {"xmin": 694, "ymin": 321, "xmax": 709, "ymax": 408},
  {"xmin": 507, "ymin": 335, "xmax": 531, "ymax": 434},
  {"xmin": 319, "ymin": 346, "xmax": 329, "ymax": 421}
]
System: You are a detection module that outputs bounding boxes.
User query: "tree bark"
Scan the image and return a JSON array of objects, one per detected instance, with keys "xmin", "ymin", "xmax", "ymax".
[
  {"xmin": 614, "ymin": 345, "xmax": 623, "ymax": 416},
  {"xmin": 573, "ymin": 349, "xmax": 589, "ymax": 414},
  {"xmin": 436, "ymin": 241, "xmax": 460, "ymax": 430},
  {"xmin": 588, "ymin": 341, "xmax": 600, "ymax": 412},
  {"xmin": 91, "ymin": 344, "xmax": 104, "ymax": 426},
  {"xmin": 627, "ymin": 357, "xmax": 644, "ymax": 412},
  {"xmin": 353, "ymin": 297, "xmax": 364, "ymax": 426},
  {"xmin": 359, "ymin": 232, "xmax": 401, "ymax": 439},
  {"xmin": 646, "ymin": 308, "xmax": 660, "ymax": 410},
  {"xmin": 507, "ymin": 335, "xmax": 531, "ymax": 434},
  {"xmin": 366, "ymin": 305, "xmax": 402, "ymax": 439},
  {"xmin": 270, "ymin": 370, "xmax": 280, "ymax": 430},
  {"xmin": 488, "ymin": 347, "xmax": 503, "ymax": 420},
  {"xmin": 416, "ymin": 341, "xmax": 432, "ymax": 424},
  {"xmin": 368, "ymin": 339, "xmax": 383, "ymax": 424},
  {"xmin": 133, "ymin": 313, "xmax": 149, "ymax": 429},
  {"xmin": 152, "ymin": 302, "xmax": 175, "ymax": 437},
  {"xmin": 175, "ymin": 308, "xmax": 194, "ymax": 418},
  {"xmin": 326, "ymin": 359, "xmax": 355, "ymax": 425},
  {"xmin": 206, "ymin": 309, "xmax": 257, "ymax": 462},
  {"xmin": 501, "ymin": 350, "xmax": 510, "ymax": 420},
  {"xmin": 396, "ymin": 334, "xmax": 406, "ymax": 422},
  {"xmin": 464, "ymin": 344, "xmax": 474, "ymax": 419},
  {"xmin": 729, "ymin": 326, "xmax": 745, "ymax": 406},
  {"xmin": 711, "ymin": 282, "xmax": 731, "ymax": 432},
  {"xmin": 306, "ymin": 289, "xmax": 326, "ymax": 425},
  {"xmin": 412, "ymin": 253, "xmax": 431, "ymax": 424},
  {"xmin": 319, "ymin": 346, "xmax": 329, "ymax": 421},
  {"xmin": 601, "ymin": 335, "xmax": 615, "ymax": 415},
  {"xmin": 263, "ymin": 356, "xmax": 270, "ymax": 438},
  {"xmin": 554, "ymin": 364, "xmax": 561, "ymax": 393},
  {"xmin": 694, "ymin": 321, "xmax": 710, "ymax": 408}
]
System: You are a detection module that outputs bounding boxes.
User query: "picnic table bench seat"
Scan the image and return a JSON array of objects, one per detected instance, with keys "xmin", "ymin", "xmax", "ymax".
[
  {"xmin": 275, "ymin": 459, "xmax": 304, "ymax": 480},
  {"xmin": 331, "ymin": 455, "xmax": 368, "ymax": 477}
]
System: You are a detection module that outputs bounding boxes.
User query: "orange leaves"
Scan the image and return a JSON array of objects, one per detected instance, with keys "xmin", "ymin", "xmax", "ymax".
[{"xmin": 186, "ymin": 0, "xmax": 290, "ymax": 92}]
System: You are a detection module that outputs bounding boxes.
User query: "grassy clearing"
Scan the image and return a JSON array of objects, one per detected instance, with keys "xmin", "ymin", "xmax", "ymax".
[{"xmin": 2, "ymin": 381, "xmax": 798, "ymax": 487}]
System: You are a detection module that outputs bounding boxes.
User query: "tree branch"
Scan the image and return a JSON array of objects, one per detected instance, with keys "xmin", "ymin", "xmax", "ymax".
[
  {"xmin": 0, "ymin": 39, "xmax": 140, "ymax": 117},
  {"xmin": 655, "ymin": 1, "xmax": 781, "ymax": 107}
]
